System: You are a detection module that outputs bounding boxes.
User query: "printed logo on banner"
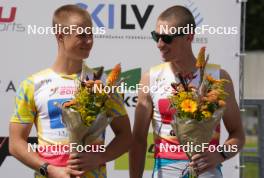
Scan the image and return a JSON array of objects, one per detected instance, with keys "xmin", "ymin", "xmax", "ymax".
[
  {"xmin": 183, "ymin": 0, "xmax": 208, "ymax": 44},
  {"xmin": 184, "ymin": 0, "xmax": 204, "ymax": 26},
  {"xmin": 0, "ymin": 7, "xmax": 16, "ymax": 23},
  {"xmin": 76, "ymin": 1, "xmax": 203, "ymax": 29},
  {"xmin": 105, "ymin": 68, "xmax": 141, "ymax": 108},
  {"xmin": 76, "ymin": 3, "xmax": 154, "ymax": 30},
  {"xmin": 0, "ymin": 80, "xmax": 16, "ymax": 92},
  {"xmin": 0, "ymin": 6, "xmax": 26, "ymax": 32},
  {"xmin": 119, "ymin": 68, "xmax": 140, "ymax": 108},
  {"xmin": 76, "ymin": 1, "xmax": 207, "ymax": 43}
]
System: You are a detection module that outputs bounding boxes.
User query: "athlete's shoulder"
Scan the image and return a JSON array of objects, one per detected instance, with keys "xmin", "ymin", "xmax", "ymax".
[
  {"xmin": 150, "ymin": 62, "xmax": 170, "ymax": 73},
  {"xmin": 18, "ymin": 68, "xmax": 53, "ymax": 91},
  {"xmin": 31, "ymin": 68, "xmax": 53, "ymax": 79},
  {"xmin": 206, "ymin": 63, "xmax": 221, "ymax": 70},
  {"xmin": 19, "ymin": 68, "xmax": 50, "ymax": 85}
]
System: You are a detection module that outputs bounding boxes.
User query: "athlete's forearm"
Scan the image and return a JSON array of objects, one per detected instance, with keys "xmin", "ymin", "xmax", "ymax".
[
  {"xmin": 129, "ymin": 140, "xmax": 147, "ymax": 178},
  {"xmin": 101, "ymin": 129, "xmax": 132, "ymax": 163},
  {"xmin": 9, "ymin": 138, "xmax": 44, "ymax": 172},
  {"xmin": 223, "ymin": 130, "xmax": 245, "ymax": 159}
]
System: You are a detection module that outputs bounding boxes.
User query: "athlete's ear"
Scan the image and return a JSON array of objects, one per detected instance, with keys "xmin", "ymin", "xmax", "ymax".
[
  {"xmin": 186, "ymin": 33, "xmax": 194, "ymax": 42},
  {"xmin": 56, "ymin": 33, "xmax": 64, "ymax": 42}
]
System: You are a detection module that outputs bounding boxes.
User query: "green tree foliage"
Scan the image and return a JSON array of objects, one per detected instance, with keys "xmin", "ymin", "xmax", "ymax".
[{"xmin": 246, "ymin": 0, "xmax": 264, "ymax": 50}]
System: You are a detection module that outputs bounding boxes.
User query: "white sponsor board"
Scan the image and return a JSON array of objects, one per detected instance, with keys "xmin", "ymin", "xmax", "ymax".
[{"xmin": 0, "ymin": 0, "xmax": 240, "ymax": 177}]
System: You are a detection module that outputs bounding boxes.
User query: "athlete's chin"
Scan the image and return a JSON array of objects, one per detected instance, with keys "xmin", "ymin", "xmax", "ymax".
[
  {"xmin": 161, "ymin": 57, "xmax": 170, "ymax": 62},
  {"xmin": 79, "ymin": 53, "xmax": 90, "ymax": 60},
  {"xmin": 160, "ymin": 52, "xmax": 172, "ymax": 62},
  {"xmin": 161, "ymin": 54, "xmax": 173, "ymax": 62}
]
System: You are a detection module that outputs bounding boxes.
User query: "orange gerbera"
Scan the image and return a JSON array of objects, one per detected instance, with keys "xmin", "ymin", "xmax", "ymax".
[
  {"xmin": 107, "ymin": 63, "xmax": 121, "ymax": 86},
  {"xmin": 206, "ymin": 75, "xmax": 217, "ymax": 83},
  {"xmin": 218, "ymin": 100, "xmax": 226, "ymax": 107},
  {"xmin": 180, "ymin": 99, "xmax": 198, "ymax": 113}
]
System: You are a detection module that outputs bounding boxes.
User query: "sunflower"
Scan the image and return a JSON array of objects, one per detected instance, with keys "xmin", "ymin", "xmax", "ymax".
[
  {"xmin": 180, "ymin": 99, "xmax": 198, "ymax": 113},
  {"xmin": 178, "ymin": 91, "xmax": 188, "ymax": 100}
]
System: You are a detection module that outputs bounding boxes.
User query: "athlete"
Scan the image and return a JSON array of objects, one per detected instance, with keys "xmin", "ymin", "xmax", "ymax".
[
  {"xmin": 9, "ymin": 4, "xmax": 131, "ymax": 178},
  {"xmin": 129, "ymin": 5, "xmax": 245, "ymax": 178}
]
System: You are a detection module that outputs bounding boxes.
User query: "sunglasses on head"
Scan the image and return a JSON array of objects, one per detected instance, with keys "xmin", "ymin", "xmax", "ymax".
[{"xmin": 151, "ymin": 31, "xmax": 185, "ymax": 44}]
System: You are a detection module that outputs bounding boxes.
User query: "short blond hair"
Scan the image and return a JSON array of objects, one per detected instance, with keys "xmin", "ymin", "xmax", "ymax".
[
  {"xmin": 159, "ymin": 6, "xmax": 196, "ymax": 32},
  {"xmin": 52, "ymin": 4, "xmax": 92, "ymax": 27}
]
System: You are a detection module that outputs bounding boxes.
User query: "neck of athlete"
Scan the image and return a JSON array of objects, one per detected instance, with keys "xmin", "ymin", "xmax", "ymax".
[
  {"xmin": 169, "ymin": 49, "xmax": 197, "ymax": 75},
  {"xmin": 52, "ymin": 53, "xmax": 83, "ymax": 75}
]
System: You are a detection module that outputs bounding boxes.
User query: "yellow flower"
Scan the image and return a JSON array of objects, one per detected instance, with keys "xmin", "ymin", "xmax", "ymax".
[
  {"xmin": 178, "ymin": 91, "xmax": 188, "ymax": 99},
  {"xmin": 180, "ymin": 99, "xmax": 197, "ymax": 113},
  {"xmin": 202, "ymin": 111, "xmax": 212, "ymax": 119}
]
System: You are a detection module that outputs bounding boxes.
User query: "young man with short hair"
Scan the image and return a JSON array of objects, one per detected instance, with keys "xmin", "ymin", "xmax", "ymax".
[
  {"xmin": 9, "ymin": 4, "xmax": 131, "ymax": 178},
  {"xmin": 129, "ymin": 6, "xmax": 245, "ymax": 178}
]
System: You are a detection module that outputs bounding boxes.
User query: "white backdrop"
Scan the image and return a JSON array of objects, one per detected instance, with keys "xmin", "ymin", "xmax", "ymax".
[{"xmin": 0, "ymin": 0, "xmax": 241, "ymax": 177}]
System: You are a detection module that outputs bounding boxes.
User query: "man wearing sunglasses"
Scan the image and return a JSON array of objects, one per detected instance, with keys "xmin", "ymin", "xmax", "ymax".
[{"xmin": 129, "ymin": 5, "xmax": 245, "ymax": 178}]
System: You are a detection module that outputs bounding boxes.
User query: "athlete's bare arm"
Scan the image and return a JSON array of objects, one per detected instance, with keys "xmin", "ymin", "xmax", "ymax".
[{"xmin": 129, "ymin": 72, "xmax": 153, "ymax": 178}]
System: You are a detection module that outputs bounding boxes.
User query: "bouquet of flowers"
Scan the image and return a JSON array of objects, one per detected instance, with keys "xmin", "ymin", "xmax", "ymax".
[
  {"xmin": 169, "ymin": 47, "xmax": 229, "ymax": 178},
  {"xmin": 55, "ymin": 62, "xmax": 122, "ymax": 151}
]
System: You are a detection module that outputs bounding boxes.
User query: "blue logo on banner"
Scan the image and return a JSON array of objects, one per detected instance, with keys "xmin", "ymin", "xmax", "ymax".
[
  {"xmin": 47, "ymin": 98, "xmax": 71, "ymax": 129},
  {"xmin": 184, "ymin": 0, "xmax": 204, "ymax": 26},
  {"xmin": 76, "ymin": 2, "xmax": 153, "ymax": 30},
  {"xmin": 77, "ymin": 3, "xmax": 114, "ymax": 28}
]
